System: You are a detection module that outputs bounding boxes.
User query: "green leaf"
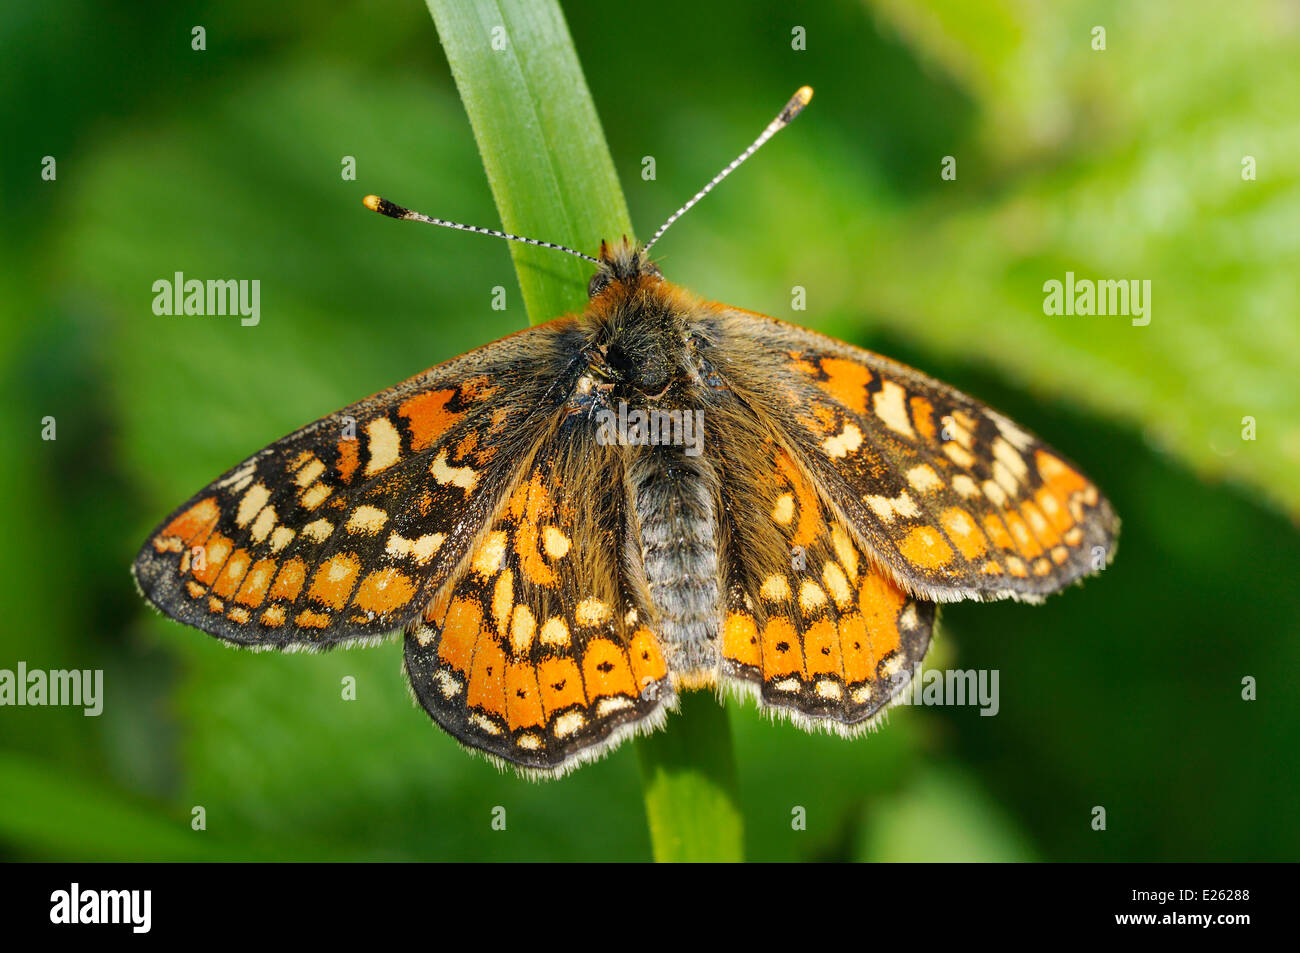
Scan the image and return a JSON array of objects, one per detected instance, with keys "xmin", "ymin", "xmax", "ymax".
[{"xmin": 425, "ymin": 0, "xmax": 635, "ymax": 323}]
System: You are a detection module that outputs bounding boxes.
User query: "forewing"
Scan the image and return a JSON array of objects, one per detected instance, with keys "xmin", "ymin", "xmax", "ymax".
[
  {"xmin": 703, "ymin": 309, "xmax": 1118, "ymax": 603},
  {"xmin": 133, "ymin": 318, "xmax": 585, "ymax": 647},
  {"xmin": 403, "ymin": 420, "xmax": 675, "ymax": 774}
]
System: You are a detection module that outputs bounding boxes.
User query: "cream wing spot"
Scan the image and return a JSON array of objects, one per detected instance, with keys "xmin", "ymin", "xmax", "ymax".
[
  {"xmin": 873, "ymin": 381, "xmax": 916, "ymax": 439},
  {"xmin": 302, "ymin": 519, "xmax": 333, "ymax": 543},
  {"xmin": 830, "ymin": 524, "xmax": 859, "ymax": 581},
  {"xmin": 364, "ymin": 418, "xmax": 401, "ymax": 476},
  {"xmin": 215, "ymin": 462, "xmax": 257, "ymax": 490},
  {"xmin": 269, "ymin": 526, "xmax": 295, "ymax": 552},
  {"xmin": 1024, "ymin": 504, "xmax": 1050, "ymax": 536},
  {"xmin": 982, "ymin": 480, "xmax": 1008, "ymax": 508},
  {"xmin": 300, "ymin": 483, "xmax": 332, "ymax": 511},
  {"xmin": 906, "ymin": 464, "xmax": 943, "ymax": 493},
  {"xmin": 992, "ymin": 437, "xmax": 1029, "ymax": 480},
  {"xmin": 944, "ymin": 509, "xmax": 977, "ymax": 539},
  {"xmin": 491, "ymin": 570, "xmax": 514, "ymax": 636},
  {"xmin": 235, "ymin": 483, "xmax": 271, "ymax": 528},
  {"xmin": 943, "ymin": 414, "xmax": 975, "ymax": 450},
  {"xmin": 434, "ymin": 669, "xmax": 461, "ymax": 697},
  {"xmin": 992, "ymin": 460, "xmax": 1020, "ymax": 497},
  {"xmin": 430, "ymin": 451, "xmax": 478, "ymax": 492},
  {"xmin": 205, "ymin": 536, "xmax": 230, "ymax": 567},
  {"xmin": 771, "ymin": 493, "xmax": 795, "ymax": 524},
  {"xmin": 816, "ymin": 680, "xmax": 843, "ymax": 700},
  {"xmin": 385, "ymin": 532, "xmax": 445, "ymax": 565},
  {"xmin": 822, "ymin": 423, "xmax": 864, "ymax": 459},
  {"xmin": 952, "ymin": 474, "xmax": 980, "ymax": 499},
  {"xmin": 249, "ymin": 505, "xmax": 277, "ymax": 543},
  {"xmin": 509, "ymin": 605, "xmax": 536, "ymax": 656},
  {"xmin": 799, "ymin": 580, "xmax": 828, "ymax": 614},
  {"xmin": 596, "ymin": 697, "xmax": 632, "ymax": 716},
  {"xmin": 575, "ymin": 598, "xmax": 611, "ymax": 627},
  {"xmin": 553, "ymin": 711, "xmax": 585, "ymax": 738},
  {"xmin": 469, "ymin": 713, "xmax": 503, "ymax": 736},
  {"xmin": 540, "ymin": 617, "xmax": 571, "ymax": 648},
  {"xmin": 471, "ymin": 531, "xmax": 508, "ymax": 575},
  {"xmin": 944, "ymin": 443, "xmax": 976, "ymax": 468},
  {"xmin": 760, "ymin": 574, "xmax": 791, "ymax": 602},
  {"xmin": 345, "ymin": 505, "xmax": 388, "ymax": 535},
  {"xmin": 990, "ymin": 411, "xmax": 1035, "ymax": 450},
  {"xmin": 542, "ymin": 526, "xmax": 571, "ymax": 559},
  {"xmin": 865, "ymin": 491, "xmax": 921, "ymax": 523},
  {"xmin": 294, "ymin": 458, "xmax": 326, "ymax": 488},
  {"xmin": 823, "ymin": 562, "xmax": 852, "ymax": 608}
]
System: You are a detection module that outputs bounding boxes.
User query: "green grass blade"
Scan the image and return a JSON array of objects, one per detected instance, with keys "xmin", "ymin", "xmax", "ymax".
[
  {"xmin": 636, "ymin": 692, "xmax": 745, "ymax": 862},
  {"xmin": 425, "ymin": 0, "xmax": 634, "ymax": 323}
]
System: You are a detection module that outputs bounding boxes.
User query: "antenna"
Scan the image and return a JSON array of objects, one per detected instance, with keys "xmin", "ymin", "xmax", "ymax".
[
  {"xmin": 642, "ymin": 86, "xmax": 813, "ymax": 253},
  {"xmin": 361, "ymin": 194, "xmax": 601, "ymax": 264}
]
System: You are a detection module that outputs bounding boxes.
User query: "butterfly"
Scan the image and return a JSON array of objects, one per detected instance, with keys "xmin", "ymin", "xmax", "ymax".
[{"xmin": 133, "ymin": 87, "xmax": 1118, "ymax": 777}]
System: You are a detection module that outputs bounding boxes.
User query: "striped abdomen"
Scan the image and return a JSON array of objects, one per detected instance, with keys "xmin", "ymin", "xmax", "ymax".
[{"xmin": 625, "ymin": 446, "xmax": 721, "ymax": 681}]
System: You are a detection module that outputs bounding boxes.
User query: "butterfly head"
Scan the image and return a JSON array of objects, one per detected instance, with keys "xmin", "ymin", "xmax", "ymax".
[
  {"xmin": 587, "ymin": 238, "xmax": 662, "ymax": 298},
  {"xmin": 580, "ymin": 239, "xmax": 695, "ymax": 403}
]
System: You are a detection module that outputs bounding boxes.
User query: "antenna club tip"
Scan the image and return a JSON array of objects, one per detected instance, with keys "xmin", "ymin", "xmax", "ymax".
[
  {"xmin": 363, "ymin": 195, "xmax": 410, "ymax": 219},
  {"xmin": 780, "ymin": 86, "xmax": 814, "ymax": 124}
]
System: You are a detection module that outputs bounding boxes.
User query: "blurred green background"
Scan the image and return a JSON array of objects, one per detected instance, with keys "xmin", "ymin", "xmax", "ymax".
[{"xmin": 2, "ymin": 0, "xmax": 1297, "ymax": 861}]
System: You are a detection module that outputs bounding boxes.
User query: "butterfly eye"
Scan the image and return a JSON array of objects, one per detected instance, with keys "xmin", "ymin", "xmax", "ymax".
[
  {"xmin": 605, "ymin": 341, "xmax": 633, "ymax": 376},
  {"xmin": 588, "ymin": 272, "xmax": 610, "ymax": 298}
]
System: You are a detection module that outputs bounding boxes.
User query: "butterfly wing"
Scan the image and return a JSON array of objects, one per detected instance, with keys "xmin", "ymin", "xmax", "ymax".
[
  {"xmin": 133, "ymin": 318, "xmax": 587, "ymax": 648},
  {"xmin": 702, "ymin": 385, "xmax": 934, "ymax": 728},
  {"xmin": 403, "ymin": 419, "xmax": 676, "ymax": 774},
  {"xmin": 700, "ymin": 308, "xmax": 1118, "ymax": 604}
]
